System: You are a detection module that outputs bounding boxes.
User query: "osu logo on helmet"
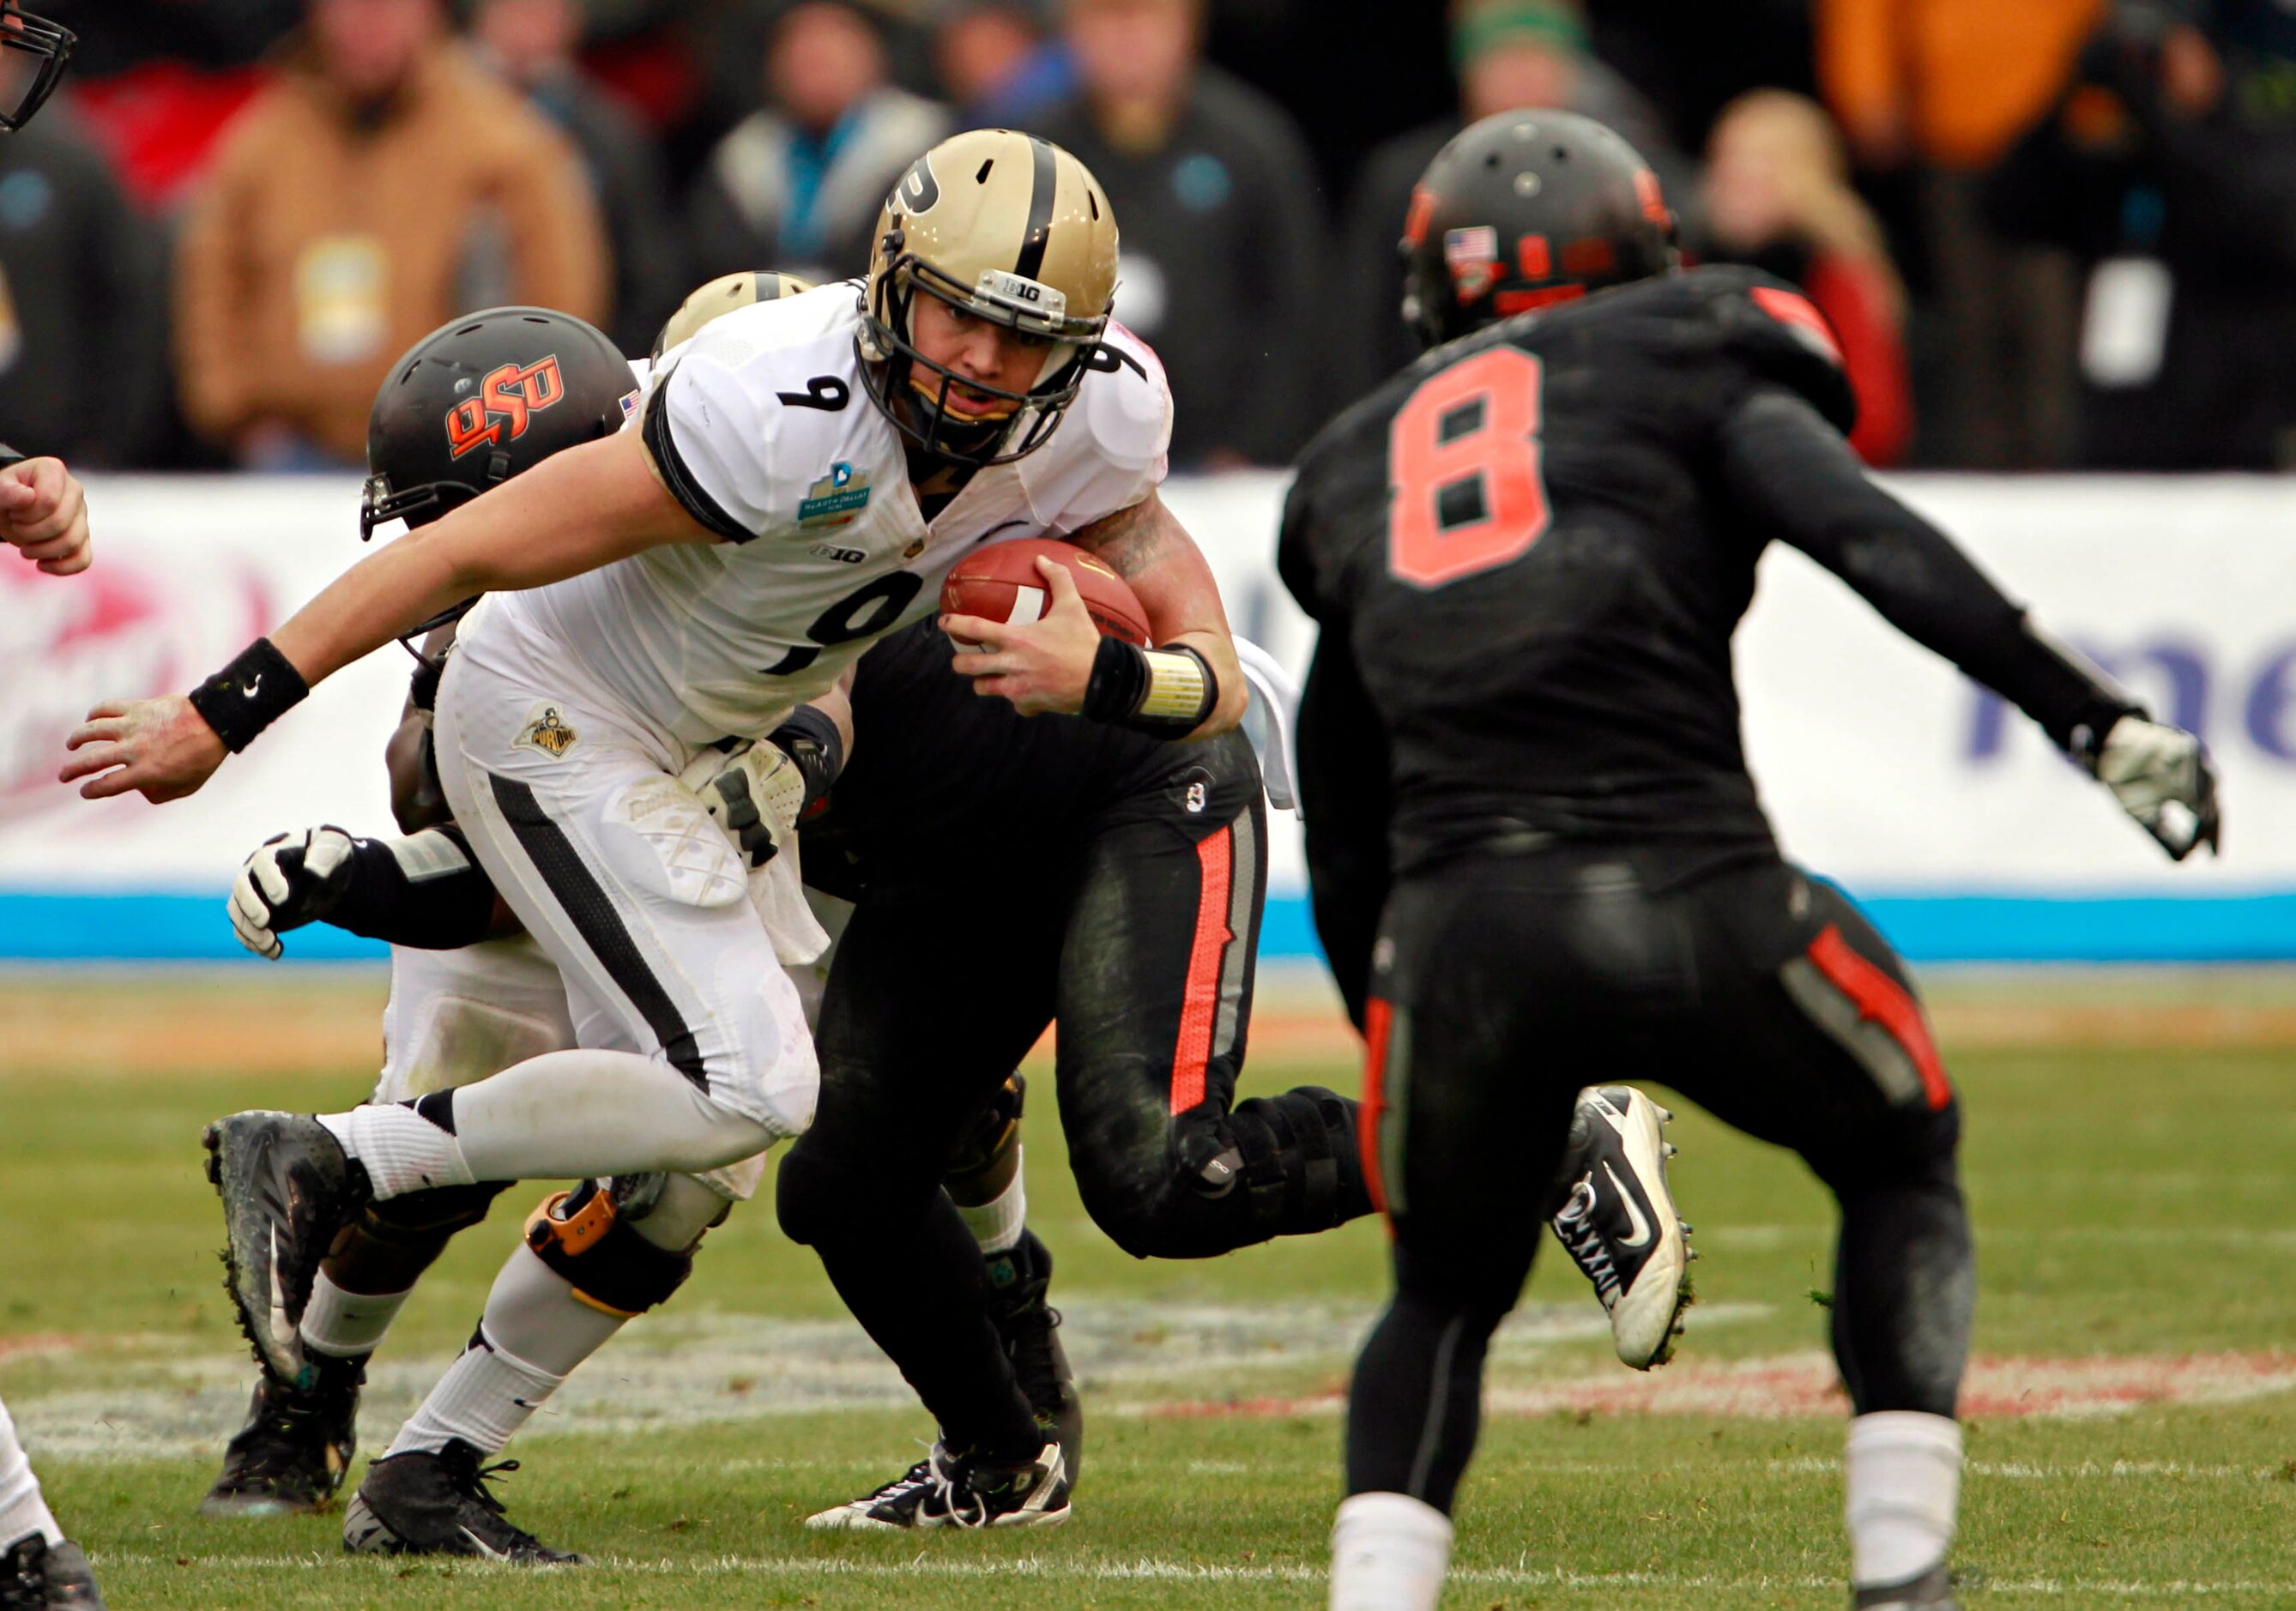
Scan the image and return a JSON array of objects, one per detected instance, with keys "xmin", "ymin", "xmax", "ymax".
[{"xmin": 445, "ymin": 355, "xmax": 566, "ymax": 459}]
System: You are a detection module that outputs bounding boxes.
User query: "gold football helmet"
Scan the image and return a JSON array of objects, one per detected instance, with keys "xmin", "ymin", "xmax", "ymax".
[
  {"xmin": 859, "ymin": 128, "xmax": 1119, "ymax": 466},
  {"xmin": 650, "ymin": 269, "xmax": 819, "ymax": 364}
]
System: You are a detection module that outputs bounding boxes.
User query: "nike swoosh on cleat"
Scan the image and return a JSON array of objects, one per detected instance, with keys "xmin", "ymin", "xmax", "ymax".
[
  {"xmin": 268, "ymin": 1225, "xmax": 297, "ymax": 1350},
  {"xmin": 457, "ymin": 1526, "xmax": 511, "ymax": 1560},
  {"xmin": 1603, "ymin": 1162, "xmax": 1654, "ymax": 1249}
]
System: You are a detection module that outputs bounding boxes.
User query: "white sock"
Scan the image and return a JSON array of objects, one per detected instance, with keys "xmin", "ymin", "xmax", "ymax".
[
  {"xmin": 299, "ymin": 1271, "xmax": 411, "ymax": 1361},
  {"xmin": 449, "ymin": 1049, "xmax": 776, "ymax": 1182},
  {"xmin": 386, "ymin": 1243, "xmax": 627, "ymax": 1459},
  {"xmin": 0, "ymin": 1397, "xmax": 62, "ymax": 1549},
  {"xmin": 957, "ymin": 1145, "xmax": 1027, "ymax": 1255},
  {"xmin": 317, "ymin": 1104, "xmax": 475, "ymax": 1198},
  {"xmin": 386, "ymin": 1330, "xmax": 568, "ymax": 1459},
  {"xmin": 1330, "ymin": 1490, "xmax": 1453, "ymax": 1611},
  {"xmin": 1845, "ymin": 1410, "xmax": 1962, "ymax": 1587}
]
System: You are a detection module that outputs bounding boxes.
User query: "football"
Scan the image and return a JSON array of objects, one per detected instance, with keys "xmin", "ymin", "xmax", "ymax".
[{"xmin": 940, "ymin": 537, "xmax": 1153, "ymax": 648}]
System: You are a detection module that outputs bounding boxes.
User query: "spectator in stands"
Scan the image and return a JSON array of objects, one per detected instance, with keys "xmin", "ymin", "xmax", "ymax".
[
  {"xmin": 934, "ymin": 0, "xmax": 1074, "ymax": 126},
  {"xmin": 685, "ymin": 1, "xmax": 946, "ymax": 286},
  {"xmin": 1990, "ymin": 0, "xmax": 2296, "ymax": 468},
  {"xmin": 0, "ymin": 60, "xmax": 166, "ymax": 465},
  {"xmin": 474, "ymin": 0, "xmax": 685, "ymax": 357},
  {"xmin": 1816, "ymin": 0, "xmax": 2101, "ymax": 468},
  {"xmin": 1331, "ymin": 0, "xmax": 1686, "ymax": 408},
  {"xmin": 1698, "ymin": 89, "xmax": 1912, "ymax": 466},
  {"xmin": 173, "ymin": 0, "xmax": 607, "ymax": 469},
  {"xmin": 1032, "ymin": 0, "xmax": 1325, "ymax": 467}
]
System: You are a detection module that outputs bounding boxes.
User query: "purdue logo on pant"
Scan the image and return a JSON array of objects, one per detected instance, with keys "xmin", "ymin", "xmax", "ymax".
[{"xmin": 514, "ymin": 703, "xmax": 580, "ymax": 759}]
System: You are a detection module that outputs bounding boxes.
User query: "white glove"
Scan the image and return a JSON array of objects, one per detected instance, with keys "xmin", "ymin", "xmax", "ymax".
[
  {"xmin": 228, "ymin": 826, "xmax": 357, "ymax": 958},
  {"xmin": 690, "ymin": 740, "xmax": 807, "ymax": 868},
  {"xmin": 2087, "ymin": 715, "xmax": 2220, "ymax": 861}
]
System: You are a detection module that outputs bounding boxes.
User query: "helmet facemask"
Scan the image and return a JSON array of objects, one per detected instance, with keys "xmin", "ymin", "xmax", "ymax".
[
  {"xmin": 359, "ymin": 474, "xmax": 475, "ymax": 542},
  {"xmin": 0, "ymin": 3, "xmax": 75, "ymax": 133},
  {"xmin": 859, "ymin": 232, "xmax": 1109, "ymax": 468}
]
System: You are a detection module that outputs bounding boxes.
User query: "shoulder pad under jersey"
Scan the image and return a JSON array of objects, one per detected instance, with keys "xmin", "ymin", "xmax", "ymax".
[{"xmin": 1682, "ymin": 265, "xmax": 1858, "ymax": 436}]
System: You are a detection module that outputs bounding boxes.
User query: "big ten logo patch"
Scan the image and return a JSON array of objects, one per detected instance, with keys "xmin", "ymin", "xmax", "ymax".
[
  {"xmin": 514, "ymin": 702, "xmax": 580, "ymax": 759},
  {"xmin": 447, "ymin": 356, "xmax": 566, "ymax": 460}
]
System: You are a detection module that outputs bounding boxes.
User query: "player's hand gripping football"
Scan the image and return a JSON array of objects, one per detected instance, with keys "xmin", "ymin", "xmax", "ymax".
[
  {"xmin": 2083, "ymin": 714, "xmax": 2221, "ymax": 860},
  {"xmin": 691, "ymin": 739, "xmax": 807, "ymax": 867},
  {"xmin": 60, "ymin": 696, "xmax": 227, "ymax": 803},
  {"xmin": 229, "ymin": 826, "xmax": 358, "ymax": 959},
  {"xmin": 943, "ymin": 555, "xmax": 1100, "ymax": 716},
  {"xmin": 0, "ymin": 455, "xmax": 91, "ymax": 576}
]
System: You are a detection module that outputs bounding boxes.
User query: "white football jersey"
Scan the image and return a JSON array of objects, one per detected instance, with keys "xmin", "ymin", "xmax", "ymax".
[{"xmin": 474, "ymin": 282, "xmax": 1173, "ymax": 745}]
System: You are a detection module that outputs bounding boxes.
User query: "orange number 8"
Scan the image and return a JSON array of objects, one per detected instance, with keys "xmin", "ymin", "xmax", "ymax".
[{"xmin": 1386, "ymin": 347, "xmax": 1550, "ymax": 588}]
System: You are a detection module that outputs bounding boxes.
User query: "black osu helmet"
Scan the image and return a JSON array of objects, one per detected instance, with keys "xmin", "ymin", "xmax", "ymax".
[
  {"xmin": 361, "ymin": 305, "xmax": 635, "ymax": 541},
  {"xmin": 1400, "ymin": 108, "xmax": 1677, "ymax": 351},
  {"xmin": 1, "ymin": 3, "xmax": 76, "ymax": 133}
]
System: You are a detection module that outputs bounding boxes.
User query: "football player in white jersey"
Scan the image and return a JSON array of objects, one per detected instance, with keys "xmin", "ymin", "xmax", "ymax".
[{"xmin": 62, "ymin": 129, "xmax": 1246, "ymax": 1545}]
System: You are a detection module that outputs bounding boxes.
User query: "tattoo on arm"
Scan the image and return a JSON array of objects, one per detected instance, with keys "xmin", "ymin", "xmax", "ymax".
[{"xmin": 1071, "ymin": 493, "xmax": 1177, "ymax": 580}]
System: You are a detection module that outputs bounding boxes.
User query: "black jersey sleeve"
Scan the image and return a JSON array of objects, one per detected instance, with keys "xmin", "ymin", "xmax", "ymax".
[
  {"xmin": 1296, "ymin": 631, "xmax": 1390, "ymax": 1034},
  {"xmin": 1719, "ymin": 386, "xmax": 2137, "ymax": 750}
]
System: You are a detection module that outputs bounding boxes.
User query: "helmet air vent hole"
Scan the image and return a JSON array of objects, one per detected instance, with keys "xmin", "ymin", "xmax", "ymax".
[
  {"xmin": 977, "ymin": 159, "xmax": 994, "ymax": 183},
  {"xmin": 1089, "ymin": 190, "xmax": 1101, "ymax": 220}
]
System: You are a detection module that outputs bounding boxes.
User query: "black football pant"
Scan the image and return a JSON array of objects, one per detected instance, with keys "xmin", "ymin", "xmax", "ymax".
[
  {"xmin": 1347, "ymin": 848, "xmax": 1971, "ymax": 1514},
  {"xmin": 779, "ymin": 737, "xmax": 1371, "ymax": 1461}
]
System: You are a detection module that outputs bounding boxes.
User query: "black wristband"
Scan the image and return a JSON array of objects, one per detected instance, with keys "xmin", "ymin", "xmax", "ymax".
[
  {"xmin": 765, "ymin": 705, "xmax": 847, "ymax": 811},
  {"xmin": 186, "ymin": 638, "xmax": 311, "ymax": 753},
  {"xmin": 1079, "ymin": 637, "xmax": 1217, "ymax": 739}
]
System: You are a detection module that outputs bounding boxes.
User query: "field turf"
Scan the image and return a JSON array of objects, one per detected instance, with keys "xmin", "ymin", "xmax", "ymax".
[{"xmin": 2, "ymin": 968, "xmax": 2293, "ymax": 1608}]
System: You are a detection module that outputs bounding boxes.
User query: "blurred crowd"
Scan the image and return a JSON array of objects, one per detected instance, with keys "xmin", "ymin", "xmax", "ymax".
[{"xmin": 7, "ymin": 0, "xmax": 2296, "ymax": 474}]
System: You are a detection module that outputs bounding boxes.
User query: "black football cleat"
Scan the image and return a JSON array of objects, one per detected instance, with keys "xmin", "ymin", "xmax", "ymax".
[
  {"xmin": 986, "ymin": 1229, "xmax": 1085, "ymax": 1488},
  {"xmin": 0, "ymin": 1535, "xmax": 105, "ymax": 1609},
  {"xmin": 202, "ymin": 1112, "xmax": 367, "ymax": 1385},
  {"xmin": 1853, "ymin": 1564, "xmax": 1961, "ymax": 1608},
  {"xmin": 341, "ymin": 1441, "xmax": 583, "ymax": 1564},
  {"xmin": 200, "ymin": 1355, "xmax": 362, "ymax": 1517},
  {"xmin": 806, "ymin": 1439, "xmax": 1070, "ymax": 1531},
  {"xmin": 1550, "ymin": 1086, "xmax": 1694, "ymax": 1369}
]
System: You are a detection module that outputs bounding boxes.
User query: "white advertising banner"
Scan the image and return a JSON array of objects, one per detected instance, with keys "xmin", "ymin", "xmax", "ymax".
[{"xmin": 3, "ymin": 472, "xmax": 2293, "ymax": 960}]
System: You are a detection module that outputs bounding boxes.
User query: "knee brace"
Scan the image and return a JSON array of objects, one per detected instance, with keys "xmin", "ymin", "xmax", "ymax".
[
  {"xmin": 523, "ymin": 1174, "xmax": 712, "ymax": 1318},
  {"xmin": 1211, "ymin": 1086, "xmax": 1369, "ymax": 1234},
  {"xmin": 945, "ymin": 1073, "xmax": 1026, "ymax": 1206}
]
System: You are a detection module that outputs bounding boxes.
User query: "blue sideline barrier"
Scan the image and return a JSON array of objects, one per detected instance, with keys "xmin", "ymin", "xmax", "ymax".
[{"xmin": 5, "ymin": 889, "xmax": 2293, "ymax": 966}]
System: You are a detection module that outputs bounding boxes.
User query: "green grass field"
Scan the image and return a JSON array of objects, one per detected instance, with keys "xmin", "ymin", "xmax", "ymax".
[{"xmin": 3, "ymin": 969, "xmax": 2294, "ymax": 1608}]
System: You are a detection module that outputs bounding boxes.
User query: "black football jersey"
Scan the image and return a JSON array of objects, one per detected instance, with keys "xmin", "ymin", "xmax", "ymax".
[
  {"xmin": 802, "ymin": 618, "xmax": 1257, "ymax": 902},
  {"xmin": 1281, "ymin": 266, "xmax": 2130, "ymax": 886}
]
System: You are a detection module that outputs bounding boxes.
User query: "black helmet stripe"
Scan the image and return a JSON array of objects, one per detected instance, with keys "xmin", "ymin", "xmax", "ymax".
[{"xmin": 1012, "ymin": 136, "xmax": 1058, "ymax": 281}]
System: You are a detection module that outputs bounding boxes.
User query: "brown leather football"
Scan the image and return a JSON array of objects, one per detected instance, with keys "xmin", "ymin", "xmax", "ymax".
[{"xmin": 940, "ymin": 537, "xmax": 1152, "ymax": 647}]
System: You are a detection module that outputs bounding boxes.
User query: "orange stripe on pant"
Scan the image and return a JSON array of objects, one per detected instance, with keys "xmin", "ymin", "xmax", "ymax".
[
  {"xmin": 1167, "ymin": 826, "xmax": 1234, "ymax": 1114},
  {"xmin": 1806, "ymin": 923, "xmax": 1954, "ymax": 1111},
  {"xmin": 1359, "ymin": 996, "xmax": 1393, "ymax": 1218}
]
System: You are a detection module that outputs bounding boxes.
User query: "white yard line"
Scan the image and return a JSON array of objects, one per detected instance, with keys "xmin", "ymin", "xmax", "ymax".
[
  {"xmin": 1768, "ymin": 1455, "xmax": 2281, "ymax": 1481},
  {"xmin": 92, "ymin": 1550, "xmax": 2296, "ymax": 1598}
]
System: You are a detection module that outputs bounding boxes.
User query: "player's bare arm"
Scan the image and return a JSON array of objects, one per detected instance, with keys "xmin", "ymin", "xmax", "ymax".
[
  {"xmin": 60, "ymin": 429, "xmax": 717, "ymax": 804},
  {"xmin": 946, "ymin": 491, "xmax": 1248, "ymax": 738},
  {"xmin": 0, "ymin": 453, "xmax": 90, "ymax": 576}
]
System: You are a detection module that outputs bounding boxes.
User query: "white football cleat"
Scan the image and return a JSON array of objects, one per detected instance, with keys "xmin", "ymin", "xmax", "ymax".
[{"xmin": 1550, "ymin": 1085, "xmax": 1694, "ymax": 1369}]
